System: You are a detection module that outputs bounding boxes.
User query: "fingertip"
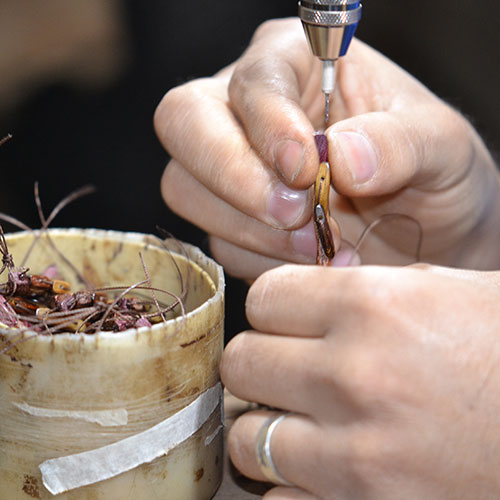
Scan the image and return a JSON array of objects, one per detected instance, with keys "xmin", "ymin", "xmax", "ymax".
[
  {"xmin": 272, "ymin": 131, "xmax": 319, "ymax": 190},
  {"xmin": 153, "ymin": 84, "xmax": 183, "ymax": 149},
  {"xmin": 245, "ymin": 265, "xmax": 294, "ymax": 325},
  {"xmin": 291, "ymin": 134, "xmax": 321, "ymax": 188},
  {"xmin": 227, "ymin": 416, "xmax": 257, "ymax": 479},
  {"xmin": 327, "ymin": 130, "xmax": 378, "ymax": 193},
  {"xmin": 273, "ymin": 138, "xmax": 306, "ymax": 184},
  {"xmin": 267, "ymin": 181, "xmax": 311, "ymax": 229},
  {"xmin": 332, "ymin": 240, "xmax": 362, "ymax": 267},
  {"xmin": 160, "ymin": 161, "xmax": 172, "ymax": 204}
]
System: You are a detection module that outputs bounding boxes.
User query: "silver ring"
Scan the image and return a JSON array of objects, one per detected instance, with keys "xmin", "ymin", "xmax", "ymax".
[{"xmin": 255, "ymin": 413, "xmax": 293, "ymax": 486}]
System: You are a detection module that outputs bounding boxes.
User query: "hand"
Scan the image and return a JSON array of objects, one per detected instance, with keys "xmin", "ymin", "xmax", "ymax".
[
  {"xmin": 222, "ymin": 263, "xmax": 500, "ymax": 499},
  {"xmin": 155, "ymin": 18, "xmax": 500, "ymax": 279}
]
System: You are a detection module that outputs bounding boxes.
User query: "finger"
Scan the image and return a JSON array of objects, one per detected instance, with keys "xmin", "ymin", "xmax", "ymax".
[
  {"xmin": 263, "ymin": 487, "xmax": 320, "ymax": 500},
  {"xmin": 326, "ymin": 107, "xmax": 473, "ymax": 197},
  {"xmin": 228, "ymin": 410, "xmax": 320, "ymax": 489},
  {"xmin": 209, "ymin": 237, "xmax": 287, "ymax": 280},
  {"xmin": 229, "ymin": 410, "xmax": 353, "ymax": 499},
  {"xmin": 326, "ymin": 38, "xmax": 475, "ymax": 197},
  {"xmin": 228, "ymin": 18, "xmax": 320, "ymax": 188},
  {"xmin": 162, "ymin": 160, "xmax": 334, "ymax": 264},
  {"xmin": 210, "ymin": 236, "xmax": 360, "ymax": 281},
  {"xmin": 155, "ymin": 78, "xmax": 311, "ymax": 230},
  {"xmin": 245, "ymin": 265, "xmax": 357, "ymax": 337},
  {"xmin": 221, "ymin": 332, "xmax": 359, "ymax": 419}
]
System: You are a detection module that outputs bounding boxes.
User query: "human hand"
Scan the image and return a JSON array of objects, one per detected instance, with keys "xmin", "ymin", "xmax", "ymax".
[
  {"xmin": 222, "ymin": 263, "xmax": 500, "ymax": 499},
  {"xmin": 154, "ymin": 18, "xmax": 500, "ymax": 279}
]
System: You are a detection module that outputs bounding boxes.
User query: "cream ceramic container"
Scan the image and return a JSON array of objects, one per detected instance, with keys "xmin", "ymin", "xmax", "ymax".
[{"xmin": 0, "ymin": 229, "xmax": 225, "ymax": 500}]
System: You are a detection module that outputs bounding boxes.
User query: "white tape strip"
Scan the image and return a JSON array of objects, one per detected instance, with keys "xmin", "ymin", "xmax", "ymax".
[
  {"xmin": 39, "ymin": 383, "xmax": 223, "ymax": 495},
  {"xmin": 13, "ymin": 401, "xmax": 128, "ymax": 427},
  {"xmin": 204, "ymin": 424, "xmax": 223, "ymax": 446}
]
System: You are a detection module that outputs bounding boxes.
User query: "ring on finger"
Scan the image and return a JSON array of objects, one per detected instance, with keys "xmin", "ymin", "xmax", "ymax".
[{"xmin": 255, "ymin": 412, "xmax": 293, "ymax": 486}]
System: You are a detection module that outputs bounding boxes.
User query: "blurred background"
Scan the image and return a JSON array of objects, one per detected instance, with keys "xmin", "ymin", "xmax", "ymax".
[{"xmin": 1, "ymin": 0, "xmax": 499, "ymax": 340}]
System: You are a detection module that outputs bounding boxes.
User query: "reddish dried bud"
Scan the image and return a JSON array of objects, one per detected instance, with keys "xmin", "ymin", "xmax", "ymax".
[
  {"xmin": 0, "ymin": 294, "xmax": 20, "ymax": 327},
  {"xmin": 104, "ymin": 314, "xmax": 136, "ymax": 332},
  {"xmin": 135, "ymin": 317, "xmax": 152, "ymax": 328},
  {"xmin": 52, "ymin": 293, "xmax": 76, "ymax": 311},
  {"xmin": 8, "ymin": 269, "xmax": 31, "ymax": 296},
  {"xmin": 9, "ymin": 297, "xmax": 38, "ymax": 314},
  {"xmin": 73, "ymin": 291, "xmax": 95, "ymax": 308},
  {"xmin": 314, "ymin": 134, "xmax": 329, "ymax": 163},
  {"xmin": 94, "ymin": 292, "xmax": 110, "ymax": 305},
  {"xmin": 30, "ymin": 275, "xmax": 53, "ymax": 294},
  {"xmin": 116, "ymin": 297, "xmax": 146, "ymax": 312}
]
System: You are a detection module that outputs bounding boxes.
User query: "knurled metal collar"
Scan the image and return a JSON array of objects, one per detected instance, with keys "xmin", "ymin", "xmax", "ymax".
[
  {"xmin": 299, "ymin": 0, "xmax": 360, "ymax": 9},
  {"xmin": 298, "ymin": 4, "xmax": 362, "ymax": 26}
]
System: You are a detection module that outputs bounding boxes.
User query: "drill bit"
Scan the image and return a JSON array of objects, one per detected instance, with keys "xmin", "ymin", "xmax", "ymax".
[
  {"xmin": 322, "ymin": 60, "xmax": 336, "ymax": 127},
  {"xmin": 324, "ymin": 94, "xmax": 330, "ymax": 127}
]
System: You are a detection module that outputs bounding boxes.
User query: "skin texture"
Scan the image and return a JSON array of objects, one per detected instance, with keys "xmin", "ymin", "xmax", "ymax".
[
  {"xmin": 223, "ymin": 264, "xmax": 500, "ymax": 499},
  {"xmin": 154, "ymin": 17, "xmax": 500, "ymax": 500},
  {"xmin": 155, "ymin": 18, "xmax": 500, "ymax": 278}
]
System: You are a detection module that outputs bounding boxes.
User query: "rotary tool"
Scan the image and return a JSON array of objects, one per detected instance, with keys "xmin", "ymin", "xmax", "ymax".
[{"xmin": 298, "ymin": 0, "xmax": 362, "ymax": 126}]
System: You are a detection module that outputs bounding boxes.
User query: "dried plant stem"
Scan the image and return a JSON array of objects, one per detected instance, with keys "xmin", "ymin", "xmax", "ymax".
[
  {"xmin": 0, "ymin": 226, "xmax": 14, "ymax": 275},
  {"xmin": 0, "ymin": 134, "xmax": 12, "ymax": 148},
  {"xmin": 350, "ymin": 213, "xmax": 423, "ymax": 265},
  {"xmin": 0, "ymin": 186, "xmax": 190, "ymax": 347},
  {"xmin": 21, "ymin": 184, "xmax": 96, "ymax": 267},
  {"xmin": 95, "ymin": 279, "xmax": 149, "ymax": 332},
  {"xmin": 139, "ymin": 252, "xmax": 167, "ymax": 323}
]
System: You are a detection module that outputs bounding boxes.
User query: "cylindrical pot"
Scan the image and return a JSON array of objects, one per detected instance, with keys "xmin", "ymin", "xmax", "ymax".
[{"xmin": 0, "ymin": 228, "xmax": 225, "ymax": 500}]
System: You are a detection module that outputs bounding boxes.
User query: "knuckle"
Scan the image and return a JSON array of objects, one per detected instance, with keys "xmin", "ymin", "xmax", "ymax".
[
  {"xmin": 154, "ymin": 80, "xmax": 204, "ymax": 148},
  {"xmin": 220, "ymin": 333, "xmax": 249, "ymax": 389},
  {"xmin": 227, "ymin": 65, "xmax": 246, "ymax": 105},
  {"xmin": 338, "ymin": 344, "xmax": 407, "ymax": 409},
  {"xmin": 428, "ymin": 104, "xmax": 474, "ymax": 174},
  {"xmin": 154, "ymin": 85, "xmax": 184, "ymax": 138},
  {"xmin": 227, "ymin": 419, "xmax": 252, "ymax": 474},
  {"xmin": 343, "ymin": 267, "xmax": 398, "ymax": 310},
  {"xmin": 245, "ymin": 265, "xmax": 296, "ymax": 325},
  {"xmin": 251, "ymin": 19, "xmax": 283, "ymax": 43},
  {"xmin": 347, "ymin": 428, "xmax": 398, "ymax": 484},
  {"xmin": 361, "ymin": 268, "xmax": 412, "ymax": 309},
  {"xmin": 440, "ymin": 105, "xmax": 470, "ymax": 142},
  {"xmin": 408, "ymin": 262, "xmax": 433, "ymax": 272},
  {"xmin": 246, "ymin": 270, "xmax": 273, "ymax": 306},
  {"xmin": 349, "ymin": 354, "xmax": 392, "ymax": 404},
  {"xmin": 160, "ymin": 161, "xmax": 181, "ymax": 207}
]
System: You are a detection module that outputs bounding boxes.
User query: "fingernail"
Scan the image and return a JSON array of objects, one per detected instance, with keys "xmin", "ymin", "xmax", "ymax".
[
  {"xmin": 291, "ymin": 220, "xmax": 317, "ymax": 258},
  {"xmin": 274, "ymin": 139, "xmax": 305, "ymax": 183},
  {"xmin": 334, "ymin": 132, "xmax": 377, "ymax": 185},
  {"xmin": 268, "ymin": 182, "xmax": 308, "ymax": 228}
]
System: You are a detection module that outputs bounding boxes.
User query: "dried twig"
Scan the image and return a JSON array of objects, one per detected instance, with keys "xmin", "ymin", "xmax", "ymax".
[
  {"xmin": 0, "ymin": 226, "xmax": 14, "ymax": 275},
  {"xmin": 350, "ymin": 213, "xmax": 423, "ymax": 265},
  {"xmin": 0, "ymin": 185, "xmax": 189, "ymax": 351},
  {"xmin": 0, "ymin": 134, "xmax": 12, "ymax": 148},
  {"xmin": 21, "ymin": 184, "xmax": 96, "ymax": 267},
  {"xmin": 139, "ymin": 252, "xmax": 167, "ymax": 323}
]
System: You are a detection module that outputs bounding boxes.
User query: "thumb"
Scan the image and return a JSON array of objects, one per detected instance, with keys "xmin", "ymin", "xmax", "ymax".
[
  {"xmin": 228, "ymin": 18, "xmax": 321, "ymax": 189},
  {"xmin": 326, "ymin": 104, "xmax": 473, "ymax": 197}
]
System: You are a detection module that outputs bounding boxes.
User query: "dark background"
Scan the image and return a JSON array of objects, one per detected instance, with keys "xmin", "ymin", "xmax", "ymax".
[{"xmin": 1, "ymin": 1, "xmax": 499, "ymax": 340}]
